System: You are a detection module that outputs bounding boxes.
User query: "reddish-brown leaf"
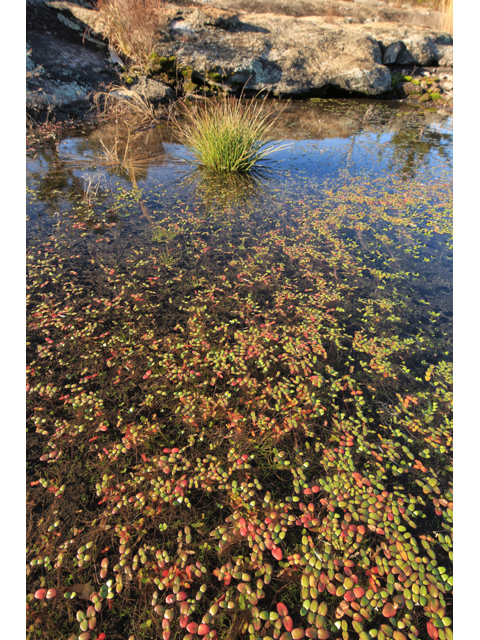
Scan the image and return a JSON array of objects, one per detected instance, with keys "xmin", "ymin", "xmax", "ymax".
[{"xmin": 382, "ymin": 603, "xmax": 397, "ymax": 618}]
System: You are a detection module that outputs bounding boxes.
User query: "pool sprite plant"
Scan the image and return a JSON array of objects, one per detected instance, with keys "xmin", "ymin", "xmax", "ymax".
[
  {"xmin": 27, "ymin": 111, "xmax": 452, "ymax": 640},
  {"xmin": 173, "ymin": 94, "xmax": 288, "ymax": 174}
]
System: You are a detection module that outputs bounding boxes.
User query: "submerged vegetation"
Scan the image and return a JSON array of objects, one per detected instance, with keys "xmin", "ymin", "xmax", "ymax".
[
  {"xmin": 26, "ymin": 102, "xmax": 452, "ymax": 640},
  {"xmin": 173, "ymin": 96, "xmax": 288, "ymax": 175}
]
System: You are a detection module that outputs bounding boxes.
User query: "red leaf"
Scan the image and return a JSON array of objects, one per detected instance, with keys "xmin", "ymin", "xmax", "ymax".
[
  {"xmin": 426, "ymin": 622, "xmax": 439, "ymax": 640},
  {"xmin": 143, "ymin": 370, "xmax": 152, "ymax": 379},
  {"xmin": 198, "ymin": 624, "xmax": 210, "ymax": 635},
  {"xmin": 272, "ymin": 547, "xmax": 283, "ymax": 561},
  {"xmin": 35, "ymin": 589, "xmax": 47, "ymax": 600},
  {"xmin": 186, "ymin": 622, "xmax": 198, "ymax": 634},
  {"xmin": 277, "ymin": 602, "xmax": 288, "ymax": 618},
  {"xmin": 283, "ymin": 615, "xmax": 293, "ymax": 632}
]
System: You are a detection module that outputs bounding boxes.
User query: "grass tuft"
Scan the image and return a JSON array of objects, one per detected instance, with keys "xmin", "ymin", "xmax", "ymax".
[{"xmin": 173, "ymin": 94, "xmax": 288, "ymax": 174}]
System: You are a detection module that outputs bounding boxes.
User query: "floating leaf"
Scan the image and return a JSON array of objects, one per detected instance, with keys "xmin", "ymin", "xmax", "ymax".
[
  {"xmin": 272, "ymin": 547, "xmax": 283, "ymax": 561},
  {"xmin": 283, "ymin": 616, "xmax": 294, "ymax": 632},
  {"xmin": 198, "ymin": 624, "xmax": 210, "ymax": 635},
  {"xmin": 382, "ymin": 603, "xmax": 397, "ymax": 618}
]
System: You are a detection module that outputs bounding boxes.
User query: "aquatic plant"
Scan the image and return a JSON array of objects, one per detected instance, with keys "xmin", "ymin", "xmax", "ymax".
[
  {"xmin": 173, "ymin": 94, "xmax": 288, "ymax": 174},
  {"xmin": 26, "ymin": 107, "xmax": 453, "ymax": 640}
]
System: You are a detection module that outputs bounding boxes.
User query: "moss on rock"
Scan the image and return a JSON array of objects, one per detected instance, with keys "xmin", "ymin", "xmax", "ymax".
[
  {"xmin": 184, "ymin": 81, "xmax": 198, "ymax": 94},
  {"xmin": 180, "ymin": 66, "xmax": 194, "ymax": 80},
  {"xmin": 207, "ymin": 70, "xmax": 222, "ymax": 83},
  {"xmin": 147, "ymin": 54, "xmax": 176, "ymax": 77}
]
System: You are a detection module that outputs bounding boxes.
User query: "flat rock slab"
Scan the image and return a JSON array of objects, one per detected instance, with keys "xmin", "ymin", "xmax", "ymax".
[
  {"xmin": 151, "ymin": 6, "xmax": 451, "ymax": 97},
  {"xmin": 205, "ymin": 0, "xmax": 445, "ymax": 30}
]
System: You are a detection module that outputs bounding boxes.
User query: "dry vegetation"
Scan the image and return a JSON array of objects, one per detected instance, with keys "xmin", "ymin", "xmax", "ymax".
[
  {"xmin": 94, "ymin": 0, "xmax": 167, "ymax": 64},
  {"xmin": 381, "ymin": 0, "xmax": 452, "ymax": 33}
]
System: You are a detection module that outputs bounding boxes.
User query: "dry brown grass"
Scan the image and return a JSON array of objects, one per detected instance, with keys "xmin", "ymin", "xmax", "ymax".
[
  {"xmin": 95, "ymin": 0, "xmax": 166, "ymax": 64},
  {"xmin": 439, "ymin": 0, "xmax": 453, "ymax": 34}
]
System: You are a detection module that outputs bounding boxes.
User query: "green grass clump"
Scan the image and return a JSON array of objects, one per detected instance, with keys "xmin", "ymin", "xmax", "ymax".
[{"xmin": 174, "ymin": 94, "xmax": 286, "ymax": 174}]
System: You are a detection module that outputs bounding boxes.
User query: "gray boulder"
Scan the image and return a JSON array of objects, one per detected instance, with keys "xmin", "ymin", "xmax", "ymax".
[
  {"xmin": 383, "ymin": 41, "xmax": 404, "ymax": 65},
  {"xmin": 131, "ymin": 77, "xmax": 176, "ymax": 104},
  {"xmin": 156, "ymin": 8, "xmax": 392, "ymax": 96},
  {"xmin": 395, "ymin": 81, "xmax": 423, "ymax": 98},
  {"xmin": 437, "ymin": 45, "xmax": 453, "ymax": 67}
]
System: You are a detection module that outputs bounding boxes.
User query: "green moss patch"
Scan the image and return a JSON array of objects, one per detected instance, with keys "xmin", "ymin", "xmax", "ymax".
[{"xmin": 183, "ymin": 81, "xmax": 198, "ymax": 94}]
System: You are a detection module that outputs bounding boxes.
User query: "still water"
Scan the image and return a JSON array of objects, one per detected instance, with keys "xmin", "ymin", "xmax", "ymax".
[
  {"xmin": 26, "ymin": 98, "xmax": 453, "ymax": 638},
  {"xmin": 27, "ymin": 99, "xmax": 452, "ymax": 345}
]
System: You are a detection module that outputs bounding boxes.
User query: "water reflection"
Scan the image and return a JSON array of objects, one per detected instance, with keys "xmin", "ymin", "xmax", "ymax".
[
  {"xmin": 27, "ymin": 144, "xmax": 86, "ymax": 211},
  {"xmin": 60, "ymin": 124, "xmax": 169, "ymax": 188},
  {"xmin": 387, "ymin": 124, "xmax": 452, "ymax": 178},
  {"xmin": 176, "ymin": 166, "xmax": 278, "ymax": 217}
]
